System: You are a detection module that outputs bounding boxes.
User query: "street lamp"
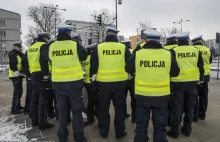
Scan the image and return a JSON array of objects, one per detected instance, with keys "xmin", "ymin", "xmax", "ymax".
[
  {"xmin": 173, "ymin": 19, "xmax": 190, "ymax": 33},
  {"xmin": 115, "ymin": 0, "xmax": 122, "ymax": 29},
  {"xmin": 44, "ymin": 5, "xmax": 66, "ymax": 37}
]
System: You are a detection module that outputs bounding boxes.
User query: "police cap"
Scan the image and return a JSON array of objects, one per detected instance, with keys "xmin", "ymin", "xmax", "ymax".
[
  {"xmin": 12, "ymin": 41, "xmax": 22, "ymax": 48},
  {"xmin": 191, "ymin": 35, "xmax": 203, "ymax": 42},
  {"xmin": 143, "ymin": 29, "xmax": 163, "ymax": 40},
  {"xmin": 57, "ymin": 25, "xmax": 73, "ymax": 33},
  {"xmin": 175, "ymin": 31, "xmax": 190, "ymax": 40}
]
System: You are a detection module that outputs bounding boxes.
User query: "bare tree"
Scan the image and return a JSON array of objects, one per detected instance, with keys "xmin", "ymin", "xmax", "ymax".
[
  {"xmin": 90, "ymin": 8, "xmax": 116, "ymax": 43},
  {"xmin": 136, "ymin": 20, "xmax": 152, "ymax": 34},
  {"xmin": 160, "ymin": 27, "xmax": 180, "ymax": 37},
  {"xmin": 24, "ymin": 3, "xmax": 63, "ymax": 46}
]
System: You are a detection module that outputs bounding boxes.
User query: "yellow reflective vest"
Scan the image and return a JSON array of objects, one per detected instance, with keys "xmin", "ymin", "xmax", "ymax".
[
  {"xmin": 27, "ymin": 42, "xmax": 46, "ymax": 73},
  {"xmin": 84, "ymin": 55, "xmax": 91, "ymax": 83},
  {"xmin": 96, "ymin": 42, "xmax": 128, "ymax": 82},
  {"xmin": 49, "ymin": 40, "xmax": 83, "ymax": 82},
  {"xmin": 140, "ymin": 42, "xmax": 146, "ymax": 48},
  {"xmin": 8, "ymin": 55, "xmax": 24, "ymax": 77},
  {"xmin": 164, "ymin": 44, "xmax": 178, "ymax": 50},
  {"xmin": 135, "ymin": 49, "xmax": 171, "ymax": 96},
  {"xmin": 129, "ymin": 48, "xmax": 133, "ymax": 54},
  {"xmin": 171, "ymin": 46, "xmax": 200, "ymax": 82},
  {"xmin": 194, "ymin": 45, "xmax": 211, "ymax": 76}
]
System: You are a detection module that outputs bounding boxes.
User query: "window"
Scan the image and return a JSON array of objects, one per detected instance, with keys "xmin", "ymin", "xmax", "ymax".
[
  {"xmin": 0, "ymin": 31, "xmax": 6, "ymax": 37},
  {"xmin": 0, "ymin": 20, "xmax": 5, "ymax": 26}
]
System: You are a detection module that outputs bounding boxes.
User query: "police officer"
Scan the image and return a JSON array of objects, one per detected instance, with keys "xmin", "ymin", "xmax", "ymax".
[
  {"xmin": 164, "ymin": 34, "xmax": 178, "ymax": 50},
  {"xmin": 121, "ymin": 39, "xmax": 136, "ymax": 122},
  {"xmin": 133, "ymin": 28, "xmax": 158, "ymax": 54},
  {"xmin": 126, "ymin": 29, "xmax": 180, "ymax": 142},
  {"xmin": 167, "ymin": 31, "xmax": 204, "ymax": 138},
  {"xmin": 23, "ymin": 32, "xmax": 54, "ymax": 130},
  {"xmin": 43, "ymin": 25, "xmax": 87, "ymax": 142},
  {"xmin": 45, "ymin": 38, "xmax": 57, "ymax": 119},
  {"xmin": 164, "ymin": 34, "xmax": 178, "ymax": 126},
  {"xmin": 192, "ymin": 35, "xmax": 212, "ymax": 121},
  {"xmin": 83, "ymin": 43, "xmax": 99, "ymax": 125},
  {"xmin": 8, "ymin": 41, "xmax": 25, "ymax": 114},
  {"xmin": 90, "ymin": 27, "xmax": 131, "ymax": 139}
]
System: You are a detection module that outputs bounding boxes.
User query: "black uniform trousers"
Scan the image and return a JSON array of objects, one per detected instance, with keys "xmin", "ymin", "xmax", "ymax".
[
  {"xmin": 56, "ymin": 89, "xmax": 85, "ymax": 142},
  {"xmin": 194, "ymin": 82, "xmax": 209, "ymax": 119},
  {"xmin": 11, "ymin": 77, "xmax": 23, "ymax": 113},
  {"xmin": 134, "ymin": 95, "xmax": 169, "ymax": 142},
  {"xmin": 85, "ymin": 83, "xmax": 99, "ymax": 123},
  {"xmin": 171, "ymin": 87, "xmax": 197, "ymax": 135},
  {"xmin": 24, "ymin": 78, "xmax": 32, "ymax": 113},
  {"xmin": 46, "ymin": 88, "xmax": 56, "ymax": 118},
  {"xmin": 124, "ymin": 79, "xmax": 136, "ymax": 119},
  {"xmin": 31, "ymin": 80, "xmax": 47, "ymax": 127},
  {"xmin": 168, "ymin": 85, "xmax": 174, "ymax": 126},
  {"xmin": 98, "ymin": 85, "xmax": 126, "ymax": 136}
]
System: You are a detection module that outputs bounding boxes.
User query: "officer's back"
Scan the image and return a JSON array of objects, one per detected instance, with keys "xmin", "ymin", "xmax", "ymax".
[
  {"xmin": 164, "ymin": 34, "xmax": 178, "ymax": 50},
  {"xmin": 90, "ymin": 27, "xmax": 130, "ymax": 139}
]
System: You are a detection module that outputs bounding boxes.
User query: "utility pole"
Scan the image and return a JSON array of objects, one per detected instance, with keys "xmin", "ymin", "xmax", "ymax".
[
  {"xmin": 173, "ymin": 19, "xmax": 190, "ymax": 33},
  {"xmin": 44, "ymin": 5, "xmax": 66, "ymax": 37},
  {"xmin": 115, "ymin": 0, "xmax": 122, "ymax": 29}
]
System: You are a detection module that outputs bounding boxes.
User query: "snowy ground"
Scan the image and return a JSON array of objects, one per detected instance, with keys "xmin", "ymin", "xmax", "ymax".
[{"xmin": 0, "ymin": 115, "xmax": 31, "ymax": 141}]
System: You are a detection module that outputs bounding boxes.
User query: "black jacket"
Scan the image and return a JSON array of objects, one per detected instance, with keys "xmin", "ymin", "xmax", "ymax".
[
  {"xmin": 170, "ymin": 40, "xmax": 204, "ymax": 89},
  {"xmin": 8, "ymin": 49, "xmax": 24, "ymax": 79},
  {"xmin": 41, "ymin": 32, "xmax": 88, "ymax": 91},
  {"xmin": 193, "ymin": 42, "xmax": 212, "ymax": 82},
  {"xmin": 132, "ymin": 42, "xmax": 145, "ymax": 54},
  {"xmin": 90, "ymin": 35, "xmax": 131, "ymax": 90}
]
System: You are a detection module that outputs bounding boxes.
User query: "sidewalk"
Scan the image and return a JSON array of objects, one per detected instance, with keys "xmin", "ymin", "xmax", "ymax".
[{"xmin": 0, "ymin": 73, "xmax": 220, "ymax": 141}]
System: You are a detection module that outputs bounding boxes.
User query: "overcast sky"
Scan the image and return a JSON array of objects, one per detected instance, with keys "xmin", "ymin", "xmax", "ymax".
[{"xmin": 1, "ymin": 0, "xmax": 220, "ymax": 40}]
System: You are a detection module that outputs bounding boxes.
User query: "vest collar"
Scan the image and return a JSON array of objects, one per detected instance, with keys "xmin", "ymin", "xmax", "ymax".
[
  {"xmin": 193, "ymin": 42, "xmax": 203, "ymax": 46},
  {"xmin": 142, "ymin": 40, "xmax": 163, "ymax": 49}
]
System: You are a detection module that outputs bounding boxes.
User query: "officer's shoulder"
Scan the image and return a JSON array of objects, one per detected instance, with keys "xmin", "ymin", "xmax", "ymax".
[{"xmin": 8, "ymin": 50, "xmax": 16, "ymax": 56}]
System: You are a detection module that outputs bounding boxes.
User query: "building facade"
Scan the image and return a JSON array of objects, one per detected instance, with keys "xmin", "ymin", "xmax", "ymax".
[
  {"xmin": 65, "ymin": 20, "xmax": 116, "ymax": 46},
  {"xmin": 0, "ymin": 8, "xmax": 21, "ymax": 65}
]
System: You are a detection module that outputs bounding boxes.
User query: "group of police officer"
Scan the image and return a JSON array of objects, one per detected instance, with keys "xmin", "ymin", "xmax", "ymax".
[{"xmin": 8, "ymin": 25, "xmax": 211, "ymax": 142}]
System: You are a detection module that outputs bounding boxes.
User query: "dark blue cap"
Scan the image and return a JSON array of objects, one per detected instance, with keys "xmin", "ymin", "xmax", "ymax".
[
  {"xmin": 191, "ymin": 35, "xmax": 203, "ymax": 42},
  {"xmin": 12, "ymin": 41, "xmax": 22, "ymax": 47}
]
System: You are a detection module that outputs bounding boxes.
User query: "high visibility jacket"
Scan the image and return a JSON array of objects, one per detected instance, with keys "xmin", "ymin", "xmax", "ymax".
[
  {"xmin": 8, "ymin": 55, "xmax": 24, "ymax": 77},
  {"xmin": 27, "ymin": 42, "xmax": 45, "ymax": 73},
  {"xmin": 49, "ymin": 40, "xmax": 83, "ymax": 82},
  {"xmin": 135, "ymin": 49, "xmax": 171, "ymax": 96},
  {"xmin": 96, "ymin": 42, "xmax": 128, "ymax": 82},
  {"xmin": 140, "ymin": 42, "xmax": 146, "ymax": 48},
  {"xmin": 84, "ymin": 55, "xmax": 91, "ymax": 83},
  {"xmin": 48, "ymin": 61, "xmax": 52, "ymax": 73},
  {"xmin": 171, "ymin": 46, "xmax": 200, "ymax": 82},
  {"xmin": 194, "ymin": 45, "xmax": 211, "ymax": 75},
  {"xmin": 164, "ymin": 44, "xmax": 178, "ymax": 50},
  {"xmin": 129, "ymin": 48, "xmax": 133, "ymax": 54}
]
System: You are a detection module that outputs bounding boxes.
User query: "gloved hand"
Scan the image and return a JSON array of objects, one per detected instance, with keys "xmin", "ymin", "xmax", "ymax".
[
  {"xmin": 43, "ymin": 75, "xmax": 50, "ymax": 90},
  {"xmin": 197, "ymin": 81, "xmax": 203, "ymax": 87},
  {"xmin": 13, "ymin": 71, "xmax": 20, "ymax": 77},
  {"xmin": 128, "ymin": 74, "xmax": 133, "ymax": 80}
]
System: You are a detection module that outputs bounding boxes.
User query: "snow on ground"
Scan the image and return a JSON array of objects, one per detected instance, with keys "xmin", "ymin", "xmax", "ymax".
[{"xmin": 0, "ymin": 115, "xmax": 31, "ymax": 141}]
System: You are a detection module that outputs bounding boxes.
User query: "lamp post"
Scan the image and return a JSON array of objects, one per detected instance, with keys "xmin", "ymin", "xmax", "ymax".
[
  {"xmin": 116, "ymin": 0, "xmax": 122, "ymax": 29},
  {"xmin": 173, "ymin": 19, "xmax": 190, "ymax": 33},
  {"xmin": 44, "ymin": 5, "xmax": 66, "ymax": 37}
]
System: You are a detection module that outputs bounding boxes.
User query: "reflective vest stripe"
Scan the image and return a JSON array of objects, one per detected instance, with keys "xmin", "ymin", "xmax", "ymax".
[
  {"xmin": 135, "ymin": 49, "xmax": 171, "ymax": 96},
  {"xmin": 8, "ymin": 55, "xmax": 24, "ymax": 77},
  {"xmin": 84, "ymin": 55, "xmax": 91, "ymax": 83},
  {"xmin": 171, "ymin": 46, "xmax": 200, "ymax": 82},
  {"xmin": 49, "ymin": 40, "xmax": 83, "ymax": 82},
  {"xmin": 96, "ymin": 42, "xmax": 128, "ymax": 82},
  {"xmin": 194, "ymin": 45, "xmax": 211, "ymax": 76},
  {"xmin": 27, "ymin": 42, "xmax": 45, "ymax": 73}
]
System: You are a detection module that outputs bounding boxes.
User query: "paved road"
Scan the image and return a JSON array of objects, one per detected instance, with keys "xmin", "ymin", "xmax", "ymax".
[{"xmin": 0, "ymin": 74, "xmax": 220, "ymax": 141}]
